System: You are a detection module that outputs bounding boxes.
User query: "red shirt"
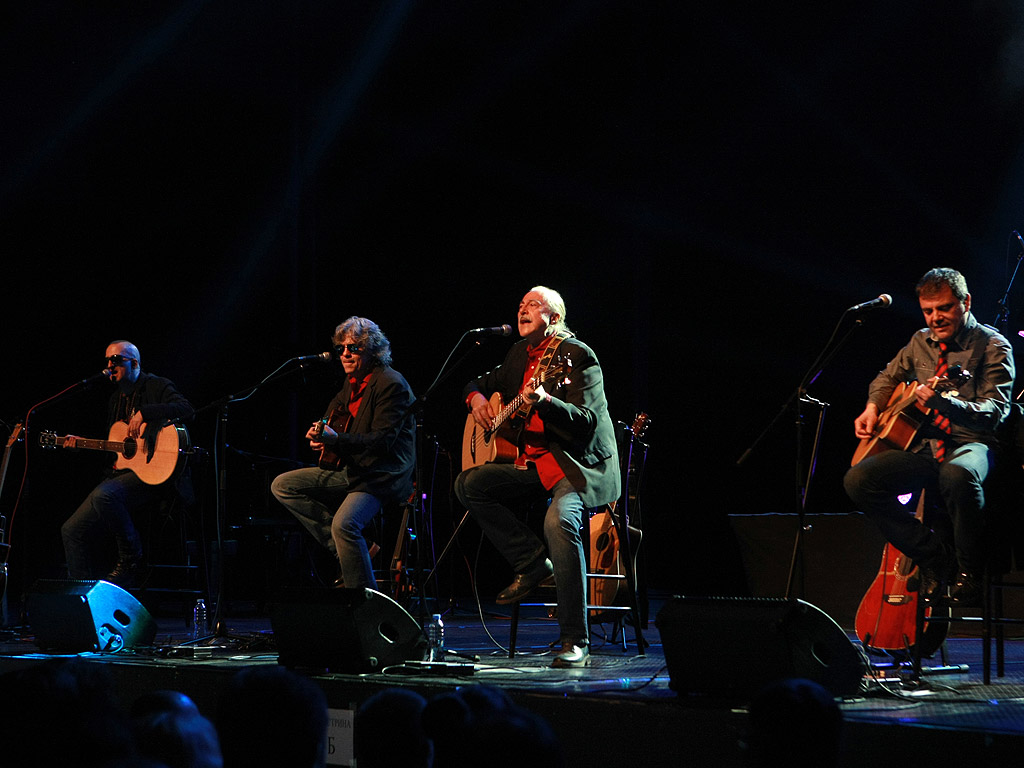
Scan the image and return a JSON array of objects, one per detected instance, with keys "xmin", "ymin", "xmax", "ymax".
[
  {"xmin": 346, "ymin": 372, "xmax": 372, "ymax": 424},
  {"xmin": 516, "ymin": 336, "xmax": 566, "ymax": 490}
]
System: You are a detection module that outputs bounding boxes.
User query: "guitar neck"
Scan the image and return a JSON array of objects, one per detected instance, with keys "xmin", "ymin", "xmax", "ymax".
[
  {"xmin": 65, "ymin": 436, "xmax": 124, "ymax": 452},
  {"xmin": 493, "ymin": 391, "xmax": 528, "ymax": 431},
  {"xmin": 495, "ymin": 363, "xmax": 567, "ymax": 431}
]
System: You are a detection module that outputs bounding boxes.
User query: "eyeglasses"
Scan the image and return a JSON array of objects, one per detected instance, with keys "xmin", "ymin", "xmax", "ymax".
[
  {"xmin": 334, "ymin": 344, "xmax": 363, "ymax": 355},
  {"xmin": 106, "ymin": 354, "xmax": 136, "ymax": 366}
]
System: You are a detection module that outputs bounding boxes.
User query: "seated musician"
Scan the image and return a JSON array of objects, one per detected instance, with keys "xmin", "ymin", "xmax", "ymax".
[
  {"xmin": 271, "ymin": 317, "xmax": 416, "ymax": 591},
  {"xmin": 844, "ymin": 268, "xmax": 1015, "ymax": 605},
  {"xmin": 61, "ymin": 340, "xmax": 195, "ymax": 587},
  {"xmin": 454, "ymin": 286, "xmax": 620, "ymax": 668}
]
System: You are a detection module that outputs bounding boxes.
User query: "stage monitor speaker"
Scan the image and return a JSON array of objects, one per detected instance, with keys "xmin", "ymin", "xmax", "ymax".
[
  {"xmin": 27, "ymin": 579, "xmax": 158, "ymax": 653},
  {"xmin": 269, "ymin": 587, "xmax": 427, "ymax": 673},
  {"xmin": 655, "ymin": 596, "xmax": 866, "ymax": 702}
]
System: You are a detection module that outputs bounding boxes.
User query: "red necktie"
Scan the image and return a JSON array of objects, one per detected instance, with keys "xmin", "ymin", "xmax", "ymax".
[{"xmin": 932, "ymin": 342, "xmax": 951, "ymax": 462}]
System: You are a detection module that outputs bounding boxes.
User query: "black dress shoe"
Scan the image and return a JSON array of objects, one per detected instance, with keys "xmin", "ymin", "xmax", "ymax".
[
  {"xmin": 552, "ymin": 639, "xmax": 590, "ymax": 668},
  {"xmin": 496, "ymin": 557, "xmax": 553, "ymax": 605},
  {"xmin": 105, "ymin": 555, "xmax": 141, "ymax": 588},
  {"xmin": 947, "ymin": 571, "xmax": 983, "ymax": 606}
]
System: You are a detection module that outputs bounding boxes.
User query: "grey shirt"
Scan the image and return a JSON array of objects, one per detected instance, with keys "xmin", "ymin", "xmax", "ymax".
[{"xmin": 867, "ymin": 311, "xmax": 1015, "ymax": 449}]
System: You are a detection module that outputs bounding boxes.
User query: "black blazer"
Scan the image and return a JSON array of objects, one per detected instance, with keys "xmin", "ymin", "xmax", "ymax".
[
  {"xmin": 464, "ymin": 337, "xmax": 621, "ymax": 508},
  {"xmin": 324, "ymin": 365, "xmax": 416, "ymax": 503}
]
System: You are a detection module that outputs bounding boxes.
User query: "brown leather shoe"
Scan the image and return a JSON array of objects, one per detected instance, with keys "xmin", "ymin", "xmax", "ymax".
[
  {"xmin": 496, "ymin": 557, "xmax": 553, "ymax": 605},
  {"xmin": 552, "ymin": 639, "xmax": 590, "ymax": 668}
]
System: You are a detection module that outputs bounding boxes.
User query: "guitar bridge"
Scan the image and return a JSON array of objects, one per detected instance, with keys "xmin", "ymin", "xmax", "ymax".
[{"xmin": 884, "ymin": 595, "xmax": 912, "ymax": 606}]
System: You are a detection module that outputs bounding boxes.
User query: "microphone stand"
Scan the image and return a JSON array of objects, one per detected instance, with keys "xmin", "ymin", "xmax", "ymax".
[
  {"xmin": 401, "ymin": 330, "xmax": 506, "ymax": 662},
  {"xmin": 191, "ymin": 356, "xmax": 331, "ymax": 641},
  {"xmin": 994, "ymin": 231, "xmax": 1024, "ymax": 332},
  {"xmin": 0, "ymin": 373, "xmax": 113, "ymax": 625},
  {"xmin": 737, "ymin": 311, "xmax": 869, "ymax": 600}
]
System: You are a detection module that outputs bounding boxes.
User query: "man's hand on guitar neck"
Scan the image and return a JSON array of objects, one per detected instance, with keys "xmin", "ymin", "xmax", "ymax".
[
  {"xmin": 914, "ymin": 382, "xmax": 946, "ymax": 411},
  {"xmin": 523, "ymin": 380, "xmax": 551, "ymax": 406},
  {"xmin": 306, "ymin": 422, "xmax": 339, "ymax": 452},
  {"xmin": 853, "ymin": 403, "xmax": 880, "ymax": 440}
]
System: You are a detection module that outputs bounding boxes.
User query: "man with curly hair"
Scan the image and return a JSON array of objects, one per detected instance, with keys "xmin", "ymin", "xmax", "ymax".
[{"xmin": 272, "ymin": 317, "xmax": 416, "ymax": 591}]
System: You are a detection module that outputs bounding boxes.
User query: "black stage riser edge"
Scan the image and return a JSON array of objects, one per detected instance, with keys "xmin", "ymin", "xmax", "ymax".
[
  {"xmin": 27, "ymin": 579, "xmax": 158, "ymax": 652},
  {"xmin": 655, "ymin": 596, "xmax": 867, "ymax": 702},
  {"xmin": 269, "ymin": 587, "xmax": 427, "ymax": 673}
]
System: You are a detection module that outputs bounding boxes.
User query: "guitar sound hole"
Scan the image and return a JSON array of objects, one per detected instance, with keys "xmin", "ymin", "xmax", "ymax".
[{"xmin": 122, "ymin": 437, "xmax": 137, "ymax": 459}]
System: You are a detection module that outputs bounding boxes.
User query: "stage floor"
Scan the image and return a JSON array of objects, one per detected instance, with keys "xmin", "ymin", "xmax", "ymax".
[{"xmin": 2, "ymin": 592, "xmax": 1024, "ymax": 767}]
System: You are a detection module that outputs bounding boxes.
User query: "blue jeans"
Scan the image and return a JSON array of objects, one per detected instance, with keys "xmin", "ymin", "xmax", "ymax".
[
  {"xmin": 455, "ymin": 463, "xmax": 587, "ymax": 644},
  {"xmin": 61, "ymin": 470, "xmax": 158, "ymax": 579},
  {"xmin": 844, "ymin": 442, "xmax": 992, "ymax": 572},
  {"xmin": 270, "ymin": 467, "xmax": 383, "ymax": 590}
]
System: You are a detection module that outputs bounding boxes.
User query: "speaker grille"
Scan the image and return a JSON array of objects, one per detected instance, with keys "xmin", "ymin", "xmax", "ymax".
[
  {"xmin": 269, "ymin": 587, "xmax": 427, "ymax": 673},
  {"xmin": 28, "ymin": 580, "xmax": 158, "ymax": 652},
  {"xmin": 655, "ymin": 596, "xmax": 866, "ymax": 702}
]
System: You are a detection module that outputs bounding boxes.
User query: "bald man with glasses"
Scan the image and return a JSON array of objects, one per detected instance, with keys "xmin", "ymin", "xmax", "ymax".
[{"xmin": 60, "ymin": 340, "xmax": 195, "ymax": 586}]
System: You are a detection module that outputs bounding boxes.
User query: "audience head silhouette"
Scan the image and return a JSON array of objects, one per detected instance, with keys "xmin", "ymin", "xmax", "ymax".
[
  {"xmin": 216, "ymin": 665, "xmax": 328, "ymax": 768},
  {"xmin": 744, "ymin": 677, "xmax": 843, "ymax": 768}
]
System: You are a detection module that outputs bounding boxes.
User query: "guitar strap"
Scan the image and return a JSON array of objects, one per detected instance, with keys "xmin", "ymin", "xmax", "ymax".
[{"xmin": 516, "ymin": 330, "xmax": 573, "ymax": 421}]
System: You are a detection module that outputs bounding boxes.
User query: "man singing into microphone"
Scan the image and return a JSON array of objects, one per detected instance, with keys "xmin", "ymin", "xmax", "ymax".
[
  {"xmin": 455, "ymin": 286, "xmax": 620, "ymax": 668},
  {"xmin": 61, "ymin": 340, "xmax": 195, "ymax": 586},
  {"xmin": 844, "ymin": 268, "xmax": 1015, "ymax": 605},
  {"xmin": 271, "ymin": 317, "xmax": 415, "ymax": 591}
]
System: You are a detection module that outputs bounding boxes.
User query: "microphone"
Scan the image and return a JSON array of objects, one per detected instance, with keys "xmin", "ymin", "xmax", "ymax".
[
  {"xmin": 294, "ymin": 351, "xmax": 334, "ymax": 363},
  {"xmin": 81, "ymin": 369, "xmax": 114, "ymax": 386},
  {"xmin": 1014, "ymin": 230, "xmax": 1024, "ymax": 253},
  {"xmin": 847, "ymin": 294, "xmax": 893, "ymax": 313},
  {"xmin": 468, "ymin": 324, "xmax": 513, "ymax": 336}
]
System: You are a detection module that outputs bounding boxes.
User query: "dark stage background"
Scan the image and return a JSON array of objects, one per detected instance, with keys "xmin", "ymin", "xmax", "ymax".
[{"xmin": 4, "ymin": 3, "xmax": 1024, "ymax": 611}]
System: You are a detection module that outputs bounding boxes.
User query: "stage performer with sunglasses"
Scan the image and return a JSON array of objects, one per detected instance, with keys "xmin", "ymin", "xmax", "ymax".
[
  {"xmin": 454, "ymin": 286, "xmax": 620, "ymax": 668},
  {"xmin": 60, "ymin": 340, "xmax": 195, "ymax": 586},
  {"xmin": 271, "ymin": 317, "xmax": 416, "ymax": 592}
]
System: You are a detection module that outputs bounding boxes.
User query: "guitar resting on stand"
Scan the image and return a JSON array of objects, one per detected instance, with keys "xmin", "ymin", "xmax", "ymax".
[
  {"xmin": 0, "ymin": 424, "xmax": 24, "ymax": 625},
  {"xmin": 851, "ymin": 369, "xmax": 969, "ymax": 659},
  {"xmin": 588, "ymin": 413, "xmax": 649, "ymax": 630}
]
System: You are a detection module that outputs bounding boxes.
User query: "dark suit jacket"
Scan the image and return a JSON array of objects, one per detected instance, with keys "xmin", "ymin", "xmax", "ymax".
[
  {"xmin": 464, "ymin": 337, "xmax": 621, "ymax": 508},
  {"xmin": 324, "ymin": 365, "xmax": 416, "ymax": 503}
]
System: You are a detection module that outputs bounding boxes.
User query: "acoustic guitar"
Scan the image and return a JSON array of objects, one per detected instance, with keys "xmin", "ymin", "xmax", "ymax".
[
  {"xmin": 461, "ymin": 360, "xmax": 571, "ymax": 471},
  {"xmin": 0, "ymin": 423, "xmax": 23, "ymax": 603},
  {"xmin": 589, "ymin": 412, "xmax": 649, "ymax": 619},
  {"xmin": 312, "ymin": 407, "xmax": 352, "ymax": 471},
  {"xmin": 851, "ymin": 368, "xmax": 970, "ymax": 466},
  {"xmin": 38, "ymin": 421, "xmax": 189, "ymax": 486},
  {"xmin": 854, "ymin": 489, "xmax": 949, "ymax": 656},
  {"xmin": 389, "ymin": 489, "xmax": 417, "ymax": 602}
]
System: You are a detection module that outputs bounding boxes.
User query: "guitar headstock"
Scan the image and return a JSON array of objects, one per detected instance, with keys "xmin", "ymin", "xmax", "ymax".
[
  {"xmin": 5, "ymin": 423, "xmax": 23, "ymax": 449},
  {"xmin": 539, "ymin": 357, "xmax": 573, "ymax": 389},
  {"xmin": 631, "ymin": 412, "xmax": 651, "ymax": 440},
  {"xmin": 38, "ymin": 431, "xmax": 58, "ymax": 450}
]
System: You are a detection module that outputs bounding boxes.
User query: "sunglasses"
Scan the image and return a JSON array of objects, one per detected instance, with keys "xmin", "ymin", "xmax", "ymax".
[
  {"xmin": 106, "ymin": 354, "xmax": 136, "ymax": 366},
  {"xmin": 334, "ymin": 344, "xmax": 363, "ymax": 355}
]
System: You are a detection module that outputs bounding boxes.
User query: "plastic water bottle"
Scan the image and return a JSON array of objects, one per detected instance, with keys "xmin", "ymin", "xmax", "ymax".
[
  {"xmin": 192, "ymin": 598, "xmax": 207, "ymax": 640},
  {"xmin": 425, "ymin": 613, "xmax": 445, "ymax": 662}
]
